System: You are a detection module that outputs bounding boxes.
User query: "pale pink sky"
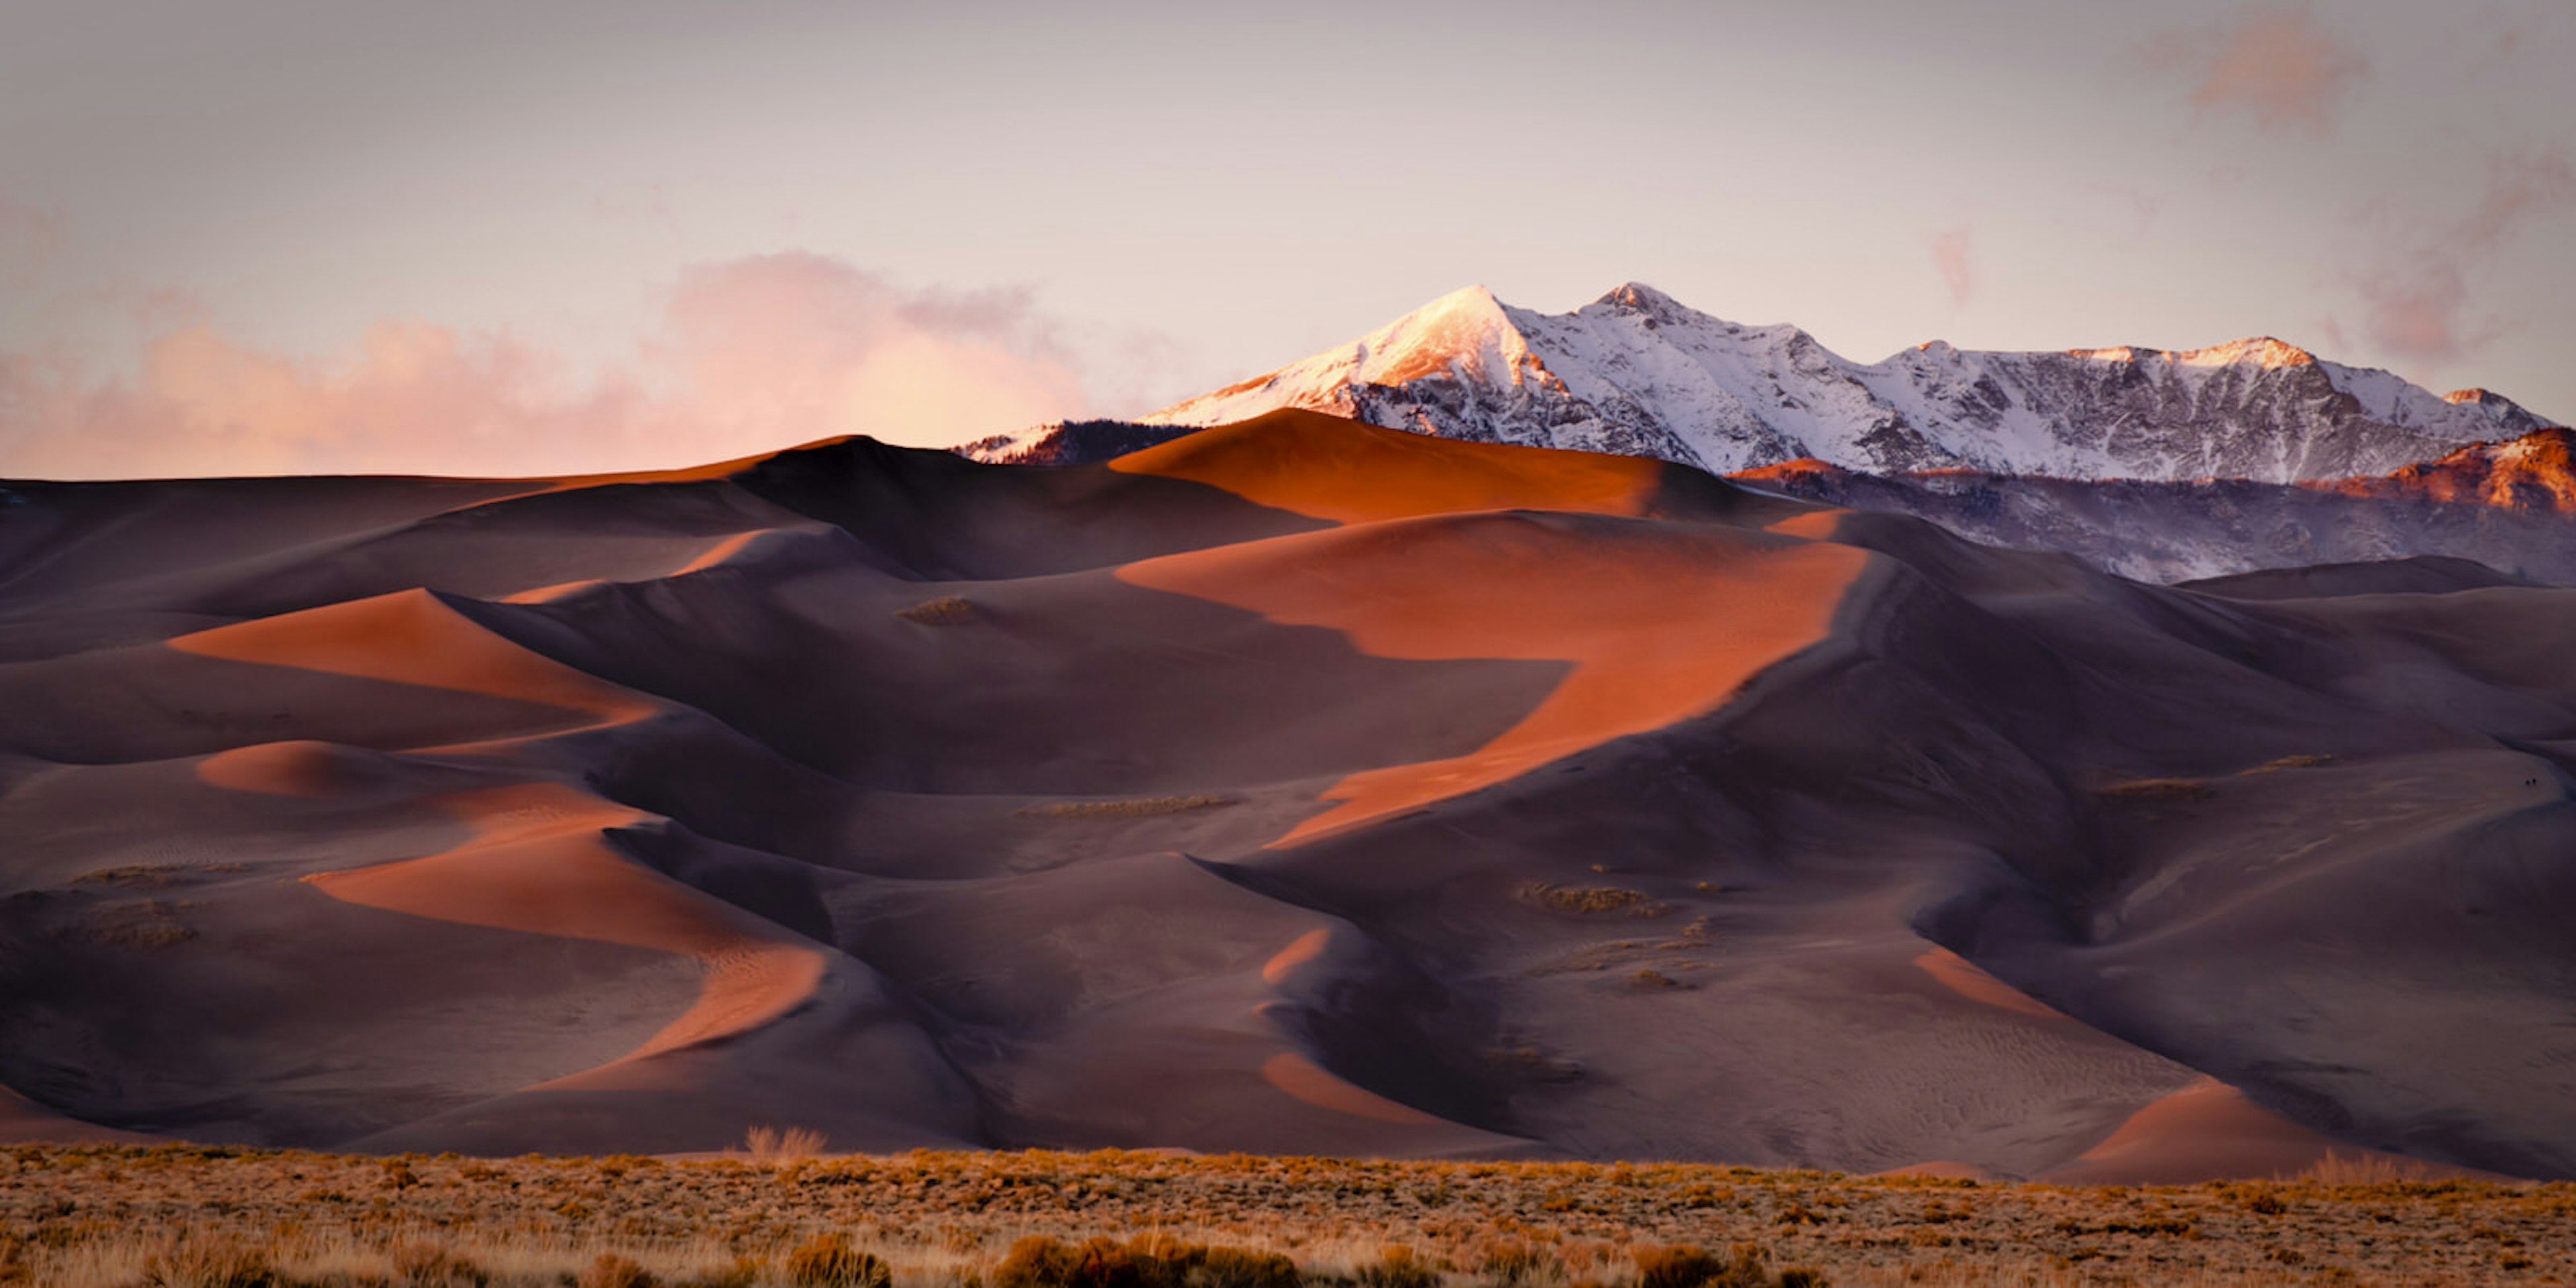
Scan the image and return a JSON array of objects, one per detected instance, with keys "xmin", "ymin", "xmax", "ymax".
[{"xmin": 1, "ymin": 0, "xmax": 2570, "ymax": 478}]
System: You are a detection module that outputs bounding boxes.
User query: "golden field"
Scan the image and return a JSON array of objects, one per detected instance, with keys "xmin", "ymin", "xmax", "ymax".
[{"xmin": 4, "ymin": 1144, "xmax": 2571, "ymax": 1287}]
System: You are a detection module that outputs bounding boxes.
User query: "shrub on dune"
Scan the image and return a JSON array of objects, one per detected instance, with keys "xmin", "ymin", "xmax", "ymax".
[
  {"xmin": 744, "ymin": 1124, "xmax": 828, "ymax": 1163},
  {"xmin": 994, "ymin": 1235, "xmax": 1299, "ymax": 1288},
  {"xmin": 390, "ymin": 1242, "xmax": 491, "ymax": 1287},
  {"xmin": 994, "ymin": 1235, "xmax": 1085, "ymax": 1288},
  {"xmin": 2095, "ymin": 777, "xmax": 2214, "ymax": 802},
  {"xmin": 1355, "ymin": 1247, "xmax": 1439, "ymax": 1288},
  {"xmin": 1192, "ymin": 1246, "xmax": 1301, "ymax": 1288},
  {"xmin": 688, "ymin": 1254, "xmax": 771, "ymax": 1288},
  {"xmin": 142, "ymin": 1237, "xmax": 280, "ymax": 1288},
  {"xmin": 579, "ymin": 1253, "xmax": 657, "ymax": 1288},
  {"xmin": 1474, "ymin": 1240, "xmax": 1546, "ymax": 1288},
  {"xmin": 1629, "ymin": 1243, "xmax": 1826, "ymax": 1288},
  {"xmin": 1517, "ymin": 883, "xmax": 1670, "ymax": 917},
  {"xmin": 787, "ymin": 1233, "xmax": 891, "ymax": 1288},
  {"xmin": 1631, "ymin": 1244, "xmax": 1722, "ymax": 1288},
  {"xmin": 895, "ymin": 596, "xmax": 977, "ymax": 625}
]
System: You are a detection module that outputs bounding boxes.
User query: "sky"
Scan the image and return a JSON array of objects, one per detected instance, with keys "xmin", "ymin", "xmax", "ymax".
[{"xmin": 1, "ymin": 0, "xmax": 2571, "ymax": 479}]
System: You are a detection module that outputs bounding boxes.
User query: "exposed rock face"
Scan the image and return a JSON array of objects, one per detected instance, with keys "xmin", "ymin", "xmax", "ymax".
[
  {"xmin": 961, "ymin": 423, "xmax": 2576, "ymax": 587},
  {"xmin": 2444, "ymin": 387, "xmax": 2559, "ymax": 437},
  {"xmin": 1135, "ymin": 282, "xmax": 2557, "ymax": 482},
  {"xmin": 1731, "ymin": 427, "xmax": 2576, "ymax": 584},
  {"xmin": 955, "ymin": 286, "xmax": 2571, "ymax": 585},
  {"xmin": 2334, "ymin": 425, "xmax": 2576, "ymax": 513}
]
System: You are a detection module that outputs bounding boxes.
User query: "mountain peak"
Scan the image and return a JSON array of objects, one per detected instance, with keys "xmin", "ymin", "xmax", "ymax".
[
  {"xmin": 2066, "ymin": 338, "xmax": 2319, "ymax": 369},
  {"xmin": 2180, "ymin": 336, "xmax": 2318, "ymax": 368},
  {"xmin": 2445, "ymin": 387, "xmax": 2537, "ymax": 417},
  {"xmin": 2441, "ymin": 386, "xmax": 2560, "ymax": 433},
  {"xmin": 1409, "ymin": 282, "xmax": 1509, "ymax": 320},
  {"xmin": 1593, "ymin": 281, "xmax": 1688, "ymax": 317},
  {"xmin": 1361, "ymin": 284, "xmax": 1530, "ymax": 386},
  {"xmin": 1131, "ymin": 282, "xmax": 2540, "ymax": 483}
]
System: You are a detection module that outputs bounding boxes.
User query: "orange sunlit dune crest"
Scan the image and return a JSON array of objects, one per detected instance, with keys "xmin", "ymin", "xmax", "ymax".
[
  {"xmin": 1110, "ymin": 409, "xmax": 1670, "ymax": 524},
  {"xmin": 15, "ymin": 0, "xmax": 2576, "ymax": 1237},
  {"xmin": 167, "ymin": 589, "xmax": 653, "ymax": 727},
  {"xmin": 2037, "ymin": 1078, "xmax": 2487, "ymax": 1186},
  {"xmin": 1120, "ymin": 512, "xmax": 1871, "ymax": 845},
  {"xmin": 303, "ymin": 782, "xmax": 827, "ymax": 1077},
  {"xmin": 1258, "ymin": 1053, "xmax": 1448, "ymax": 1126}
]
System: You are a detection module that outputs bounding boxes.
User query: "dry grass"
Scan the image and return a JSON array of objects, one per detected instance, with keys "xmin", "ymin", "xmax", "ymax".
[
  {"xmin": 2241, "ymin": 754, "xmax": 2337, "ymax": 775},
  {"xmin": 1518, "ymin": 883, "xmax": 1672, "ymax": 917},
  {"xmin": 1, "ymin": 1145, "xmax": 2569, "ymax": 1287},
  {"xmin": 72, "ymin": 863, "xmax": 250, "ymax": 890},
  {"xmin": 742, "ymin": 1128, "xmax": 829, "ymax": 1167},
  {"xmin": 784, "ymin": 1232, "xmax": 888, "ymax": 1288},
  {"xmin": 2094, "ymin": 777, "xmax": 2216, "ymax": 802},
  {"xmin": 2294, "ymin": 1149, "xmax": 2436, "ymax": 1186},
  {"xmin": 894, "ymin": 597, "xmax": 977, "ymax": 626},
  {"xmin": 57, "ymin": 901, "xmax": 199, "ymax": 949},
  {"xmin": 1016, "ymin": 797, "xmax": 1238, "ymax": 820}
]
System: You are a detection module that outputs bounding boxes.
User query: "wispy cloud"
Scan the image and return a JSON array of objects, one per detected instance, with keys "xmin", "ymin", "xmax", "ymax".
[
  {"xmin": 2079, "ymin": 184, "xmax": 2166, "ymax": 239},
  {"xmin": 2147, "ymin": 1, "xmax": 2369, "ymax": 137},
  {"xmin": 0, "ymin": 253, "xmax": 1102, "ymax": 480},
  {"xmin": 2351, "ymin": 148, "xmax": 2575, "ymax": 364},
  {"xmin": 0, "ymin": 193, "xmax": 62, "ymax": 288},
  {"xmin": 1929, "ymin": 225, "xmax": 1976, "ymax": 305}
]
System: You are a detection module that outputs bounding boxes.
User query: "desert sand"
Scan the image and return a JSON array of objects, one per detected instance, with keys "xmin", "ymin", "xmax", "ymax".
[{"xmin": 2, "ymin": 409, "xmax": 2571, "ymax": 1181}]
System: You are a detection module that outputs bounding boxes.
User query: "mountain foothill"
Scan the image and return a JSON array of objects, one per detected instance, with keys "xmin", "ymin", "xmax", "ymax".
[{"xmin": 3, "ymin": 284, "xmax": 2572, "ymax": 1183}]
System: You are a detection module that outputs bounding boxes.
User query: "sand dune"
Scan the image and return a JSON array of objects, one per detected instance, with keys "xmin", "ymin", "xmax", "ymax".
[
  {"xmin": 1120, "ymin": 515, "xmax": 1870, "ymax": 843},
  {"xmin": 169, "ymin": 590, "xmax": 653, "ymax": 730},
  {"xmin": 1109, "ymin": 411, "xmax": 1672, "ymax": 523},
  {"xmin": 1913, "ymin": 946, "xmax": 2063, "ymax": 1021},
  {"xmin": 0, "ymin": 1085, "xmax": 161, "ymax": 1145},
  {"xmin": 3, "ymin": 408, "xmax": 2573, "ymax": 1179},
  {"xmin": 307, "ymin": 783, "xmax": 826, "ymax": 1071},
  {"xmin": 2034, "ymin": 1077, "xmax": 2472, "ymax": 1185},
  {"xmin": 2052, "ymin": 1076, "xmax": 2511, "ymax": 1185}
]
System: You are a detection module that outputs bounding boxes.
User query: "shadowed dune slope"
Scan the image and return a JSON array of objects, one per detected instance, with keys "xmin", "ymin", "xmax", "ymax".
[{"xmin": 3, "ymin": 409, "xmax": 2573, "ymax": 1180}]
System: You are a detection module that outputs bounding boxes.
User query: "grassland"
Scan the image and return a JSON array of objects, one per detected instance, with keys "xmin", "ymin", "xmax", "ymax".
[{"xmin": 5, "ymin": 1144, "xmax": 2571, "ymax": 1287}]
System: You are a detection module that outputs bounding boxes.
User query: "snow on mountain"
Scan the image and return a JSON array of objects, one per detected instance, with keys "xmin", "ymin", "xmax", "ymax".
[
  {"xmin": 2333, "ymin": 424, "xmax": 2576, "ymax": 513},
  {"xmin": 952, "ymin": 419, "xmax": 1197, "ymax": 466},
  {"xmin": 1733, "ymin": 427, "xmax": 2576, "ymax": 585},
  {"xmin": 1137, "ymin": 283, "xmax": 2559, "ymax": 483}
]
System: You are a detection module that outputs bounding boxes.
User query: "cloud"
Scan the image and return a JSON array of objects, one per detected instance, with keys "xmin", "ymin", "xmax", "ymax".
[
  {"xmin": 2355, "ymin": 268, "xmax": 2471, "ymax": 364},
  {"xmin": 2351, "ymin": 148, "xmax": 2575, "ymax": 364},
  {"xmin": 2149, "ymin": 1, "xmax": 2369, "ymax": 137},
  {"xmin": 1929, "ymin": 225, "xmax": 1975, "ymax": 305},
  {"xmin": 2312, "ymin": 314, "xmax": 2349, "ymax": 353},
  {"xmin": 0, "ymin": 253, "xmax": 1099, "ymax": 480},
  {"xmin": 2081, "ymin": 184, "xmax": 2166, "ymax": 238},
  {"xmin": 0, "ymin": 193, "xmax": 63, "ymax": 288}
]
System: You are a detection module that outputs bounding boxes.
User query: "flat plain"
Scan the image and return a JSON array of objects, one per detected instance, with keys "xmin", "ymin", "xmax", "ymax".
[{"xmin": 5, "ymin": 1144, "xmax": 2570, "ymax": 1287}]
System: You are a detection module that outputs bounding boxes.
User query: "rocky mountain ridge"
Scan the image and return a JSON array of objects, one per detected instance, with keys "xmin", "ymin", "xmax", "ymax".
[
  {"xmin": 1733, "ymin": 426, "xmax": 2576, "ymax": 584},
  {"xmin": 965, "ymin": 417, "xmax": 2576, "ymax": 584},
  {"xmin": 1122, "ymin": 283, "xmax": 2557, "ymax": 482}
]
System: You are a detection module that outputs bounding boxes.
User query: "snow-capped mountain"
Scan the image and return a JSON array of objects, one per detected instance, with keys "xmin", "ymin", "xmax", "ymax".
[
  {"xmin": 1135, "ymin": 283, "xmax": 2557, "ymax": 482},
  {"xmin": 2334, "ymin": 424, "xmax": 2576, "ymax": 512},
  {"xmin": 1734, "ymin": 427, "xmax": 2576, "ymax": 584},
  {"xmin": 953, "ymin": 419, "xmax": 1196, "ymax": 466}
]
